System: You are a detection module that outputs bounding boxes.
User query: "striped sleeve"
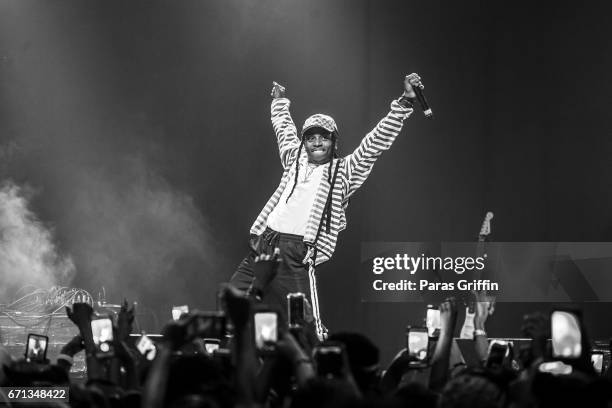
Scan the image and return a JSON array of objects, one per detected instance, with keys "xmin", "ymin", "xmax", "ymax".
[
  {"xmin": 344, "ymin": 100, "xmax": 413, "ymax": 198},
  {"xmin": 271, "ymin": 97, "xmax": 301, "ymax": 169}
]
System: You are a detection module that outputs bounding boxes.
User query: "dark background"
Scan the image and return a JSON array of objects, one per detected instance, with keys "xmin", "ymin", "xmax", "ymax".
[{"xmin": 1, "ymin": 0, "xmax": 611, "ymax": 362}]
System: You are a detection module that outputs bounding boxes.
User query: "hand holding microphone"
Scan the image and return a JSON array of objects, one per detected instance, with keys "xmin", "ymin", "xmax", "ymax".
[
  {"xmin": 271, "ymin": 81, "xmax": 286, "ymax": 99},
  {"xmin": 404, "ymin": 73, "xmax": 433, "ymax": 119}
]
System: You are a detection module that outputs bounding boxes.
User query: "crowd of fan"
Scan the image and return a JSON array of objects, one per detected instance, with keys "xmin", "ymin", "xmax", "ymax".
[{"xmin": 1, "ymin": 265, "xmax": 611, "ymax": 407}]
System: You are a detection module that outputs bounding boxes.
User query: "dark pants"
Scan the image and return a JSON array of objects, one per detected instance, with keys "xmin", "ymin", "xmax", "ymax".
[{"xmin": 230, "ymin": 228, "xmax": 319, "ymax": 345}]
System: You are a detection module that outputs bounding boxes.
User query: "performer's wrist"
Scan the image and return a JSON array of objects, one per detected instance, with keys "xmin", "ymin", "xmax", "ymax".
[{"xmin": 398, "ymin": 95, "xmax": 415, "ymax": 108}]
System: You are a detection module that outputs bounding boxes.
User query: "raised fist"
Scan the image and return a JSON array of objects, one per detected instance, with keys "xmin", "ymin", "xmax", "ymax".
[
  {"xmin": 439, "ymin": 297, "xmax": 458, "ymax": 335},
  {"xmin": 403, "ymin": 73, "xmax": 423, "ymax": 99},
  {"xmin": 271, "ymin": 81, "xmax": 286, "ymax": 99}
]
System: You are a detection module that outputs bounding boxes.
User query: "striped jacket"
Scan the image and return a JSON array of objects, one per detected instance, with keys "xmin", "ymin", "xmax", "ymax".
[{"xmin": 250, "ymin": 97, "xmax": 413, "ymax": 266}]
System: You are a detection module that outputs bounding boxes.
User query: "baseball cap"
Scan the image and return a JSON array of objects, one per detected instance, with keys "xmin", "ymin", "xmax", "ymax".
[{"xmin": 301, "ymin": 114, "xmax": 338, "ymax": 137}]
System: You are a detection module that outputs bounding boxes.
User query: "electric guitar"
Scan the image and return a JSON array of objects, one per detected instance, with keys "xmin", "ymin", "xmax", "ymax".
[{"xmin": 459, "ymin": 211, "xmax": 494, "ymax": 339}]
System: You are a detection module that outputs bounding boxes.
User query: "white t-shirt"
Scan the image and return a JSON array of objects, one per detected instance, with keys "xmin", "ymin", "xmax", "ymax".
[{"xmin": 267, "ymin": 163, "xmax": 325, "ymax": 236}]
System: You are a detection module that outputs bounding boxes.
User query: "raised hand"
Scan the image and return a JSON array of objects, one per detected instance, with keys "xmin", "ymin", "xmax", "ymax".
[
  {"xmin": 161, "ymin": 317, "xmax": 193, "ymax": 351},
  {"xmin": 303, "ymin": 298, "xmax": 314, "ymax": 323},
  {"xmin": 439, "ymin": 297, "xmax": 458, "ymax": 336},
  {"xmin": 221, "ymin": 284, "xmax": 252, "ymax": 330},
  {"xmin": 521, "ymin": 311, "xmax": 550, "ymax": 361},
  {"xmin": 403, "ymin": 73, "xmax": 423, "ymax": 99},
  {"xmin": 117, "ymin": 299, "xmax": 135, "ymax": 341},
  {"xmin": 271, "ymin": 81, "xmax": 286, "ymax": 99},
  {"xmin": 252, "ymin": 247, "xmax": 281, "ymax": 295},
  {"xmin": 65, "ymin": 302, "xmax": 94, "ymax": 329},
  {"xmin": 474, "ymin": 291, "xmax": 495, "ymax": 330},
  {"xmin": 429, "ymin": 298, "xmax": 458, "ymax": 391}
]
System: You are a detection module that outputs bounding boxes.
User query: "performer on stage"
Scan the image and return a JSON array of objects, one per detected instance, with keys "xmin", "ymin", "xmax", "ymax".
[{"xmin": 230, "ymin": 73, "xmax": 423, "ymax": 340}]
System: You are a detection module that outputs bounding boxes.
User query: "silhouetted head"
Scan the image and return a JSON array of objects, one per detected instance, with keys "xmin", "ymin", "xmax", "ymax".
[
  {"xmin": 328, "ymin": 332, "xmax": 380, "ymax": 396},
  {"xmin": 439, "ymin": 373, "xmax": 505, "ymax": 408}
]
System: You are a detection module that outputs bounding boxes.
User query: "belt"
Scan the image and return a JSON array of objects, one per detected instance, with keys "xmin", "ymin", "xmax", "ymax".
[
  {"xmin": 250, "ymin": 228, "xmax": 304, "ymax": 254},
  {"xmin": 263, "ymin": 227, "xmax": 304, "ymax": 242}
]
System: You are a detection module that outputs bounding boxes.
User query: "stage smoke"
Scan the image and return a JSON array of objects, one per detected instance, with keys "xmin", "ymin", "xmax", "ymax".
[
  {"xmin": 66, "ymin": 155, "xmax": 218, "ymax": 311},
  {"xmin": 0, "ymin": 181, "xmax": 75, "ymax": 300}
]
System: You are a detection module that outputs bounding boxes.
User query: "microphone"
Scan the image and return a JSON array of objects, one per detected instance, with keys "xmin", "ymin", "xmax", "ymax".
[{"xmin": 413, "ymin": 85, "xmax": 433, "ymax": 119}]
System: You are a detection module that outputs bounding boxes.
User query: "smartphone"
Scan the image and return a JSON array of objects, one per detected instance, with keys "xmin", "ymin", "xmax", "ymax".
[
  {"xmin": 591, "ymin": 352, "xmax": 604, "ymax": 375},
  {"xmin": 204, "ymin": 338, "xmax": 220, "ymax": 354},
  {"xmin": 136, "ymin": 333, "xmax": 157, "ymax": 361},
  {"xmin": 426, "ymin": 305, "xmax": 441, "ymax": 338},
  {"xmin": 91, "ymin": 316, "xmax": 115, "ymax": 358},
  {"xmin": 253, "ymin": 311, "xmax": 278, "ymax": 350},
  {"xmin": 287, "ymin": 292, "xmax": 306, "ymax": 328},
  {"xmin": 486, "ymin": 340, "xmax": 512, "ymax": 368},
  {"xmin": 25, "ymin": 334, "xmax": 49, "ymax": 363},
  {"xmin": 539, "ymin": 361, "xmax": 573, "ymax": 375},
  {"xmin": 172, "ymin": 305, "xmax": 189, "ymax": 321},
  {"xmin": 551, "ymin": 310, "xmax": 582, "ymax": 359},
  {"xmin": 406, "ymin": 326, "xmax": 429, "ymax": 363},
  {"xmin": 313, "ymin": 343, "xmax": 344, "ymax": 378}
]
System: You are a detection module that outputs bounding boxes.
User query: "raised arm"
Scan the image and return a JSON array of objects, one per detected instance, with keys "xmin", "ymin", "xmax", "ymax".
[
  {"xmin": 270, "ymin": 81, "xmax": 301, "ymax": 169},
  {"xmin": 473, "ymin": 291, "xmax": 495, "ymax": 364},
  {"xmin": 429, "ymin": 298, "xmax": 458, "ymax": 391},
  {"xmin": 344, "ymin": 73, "xmax": 421, "ymax": 198}
]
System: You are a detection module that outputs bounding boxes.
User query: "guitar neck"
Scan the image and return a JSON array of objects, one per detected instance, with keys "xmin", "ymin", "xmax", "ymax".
[{"xmin": 475, "ymin": 235, "xmax": 487, "ymax": 259}]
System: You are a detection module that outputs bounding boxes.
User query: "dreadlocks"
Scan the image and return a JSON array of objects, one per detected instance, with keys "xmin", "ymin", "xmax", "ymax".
[
  {"xmin": 285, "ymin": 140, "xmax": 304, "ymax": 203},
  {"xmin": 285, "ymin": 132, "xmax": 337, "ymax": 204}
]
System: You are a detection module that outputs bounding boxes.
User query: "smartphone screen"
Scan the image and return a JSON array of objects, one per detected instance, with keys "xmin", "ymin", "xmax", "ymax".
[
  {"xmin": 204, "ymin": 338, "xmax": 220, "ymax": 354},
  {"xmin": 407, "ymin": 327, "xmax": 429, "ymax": 361},
  {"xmin": 539, "ymin": 361, "xmax": 573, "ymax": 375},
  {"xmin": 314, "ymin": 345, "xmax": 344, "ymax": 377},
  {"xmin": 91, "ymin": 317, "xmax": 114, "ymax": 357},
  {"xmin": 287, "ymin": 293, "xmax": 305, "ymax": 328},
  {"xmin": 591, "ymin": 352, "xmax": 604, "ymax": 374},
  {"xmin": 551, "ymin": 311, "xmax": 582, "ymax": 358},
  {"xmin": 25, "ymin": 334, "xmax": 48, "ymax": 363},
  {"xmin": 254, "ymin": 312, "xmax": 278, "ymax": 349},
  {"xmin": 172, "ymin": 305, "xmax": 189, "ymax": 321},
  {"xmin": 426, "ymin": 307, "xmax": 441, "ymax": 337},
  {"xmin": 136, "ymin": 334, "xmax": 157, "ymax": 360}
]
